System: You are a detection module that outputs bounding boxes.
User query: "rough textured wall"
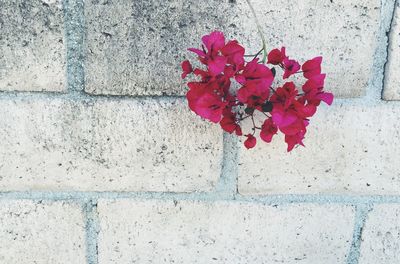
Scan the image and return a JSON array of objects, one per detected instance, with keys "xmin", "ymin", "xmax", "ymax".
[{"xmin": 0, "ymin": 0, "xmax": 399, "ymax": 263}]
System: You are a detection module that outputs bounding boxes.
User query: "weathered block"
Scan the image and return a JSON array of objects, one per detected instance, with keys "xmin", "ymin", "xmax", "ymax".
[
  {"xmin": 0, "ymin": 98, "xmax": 222, "ymax": 192},
  {"xmin": 0, "ymin": 200, "xmax": 86, "ymax": 263},
  {"xmin": 359, "ymin": 204, "xmax": 400, "ymax": 263},
  {"xmin": 383, "ymin": 1, "xmax": 400, "ymax": 100},
  {"xmin": 84, "ymin": 0, "xmax": 234, "ymax": 96},
  {"xmin": 231, "ymin": 0, "xmax": 380, "ymax": 98},
  {"xmin": 238, "ymin": 102, "xmax": 400, "ymax": 195},
  {"xmin": 98, "ymin": 200, "xmax": 354, "ymax": 264},
  {"xmin": 0, "ymin": 0, "xmax": 66, "ymax": 92},
  {"xmin": 85, "ymin": 0, "xmax": 379, "ymax": 98}
]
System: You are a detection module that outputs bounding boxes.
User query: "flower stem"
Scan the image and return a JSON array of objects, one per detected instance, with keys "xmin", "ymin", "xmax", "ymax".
[
  {"xmin": 245, "ymin": 0, "xmax": 267, "ymax": 63},
  {"xmin": 243, "ymin": 48, "xmax": 263, "ymax": 58}
]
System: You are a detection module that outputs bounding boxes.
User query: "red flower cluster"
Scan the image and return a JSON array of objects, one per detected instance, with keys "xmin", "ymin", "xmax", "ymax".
[{"xmin": 181, "ymin": 31, "xmax": 333, "ymax": 151}]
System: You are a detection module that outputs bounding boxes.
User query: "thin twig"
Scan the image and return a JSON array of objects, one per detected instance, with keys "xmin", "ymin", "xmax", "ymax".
[
  {"xmin": 245, "ymin": 0, "xmax": 267, "ymax": 63},
  {"xmin": 243, "ymin": 48, "xmax": 263, "ymax": 58}
]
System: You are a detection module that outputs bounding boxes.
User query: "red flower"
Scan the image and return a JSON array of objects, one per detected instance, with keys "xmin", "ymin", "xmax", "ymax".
[
  {"xmin": 301, "ymin": 74, "xmax": 334, "ymax": 106},
  {"xmin": 188, "ymin": 31, "xmax": 227, "ymax": 76},
  {"xmin": 302, "ymin": 57, "xmax": 322, "ymax": 79},
  {"xmin": 181, "ymin": 32, "xmax": 334, "ymax": 152},
  {"xmin": 181, "ymin": 60, "xmax": 193, "ymax": 79},
  {"xmin": 271, "ymin": 104, "xmax": 299, "ymax": 131},
  {"xmin": 270, "ymin": 82, "xmax": 298, "ymax": 109},
  {"xmin": 285, "ymin": 128, "xmax": 307, "ymax": 152},
  {"xmin": 260, "ymin": 118, "xmax": 278, "ymax": 143},
  {"xmin": 267, "ymin": 47, "xmax": 286, "ymax": 65},
  {"xmin": 221, "ymin": 40, "xmax": 245, "ymax": 69},
  {"xmin": 186, "ymin": 82, "xmax": 227, "ymax": 123},
  {"xmin": 220, "ymin": 111, "xmax": 242, "ymax": 135},
  {"xmin": 202, "ymin": 31, "xmax": 226, "ymax": 54},
  {"xmin": 236, "ymin": 59, "xmax": 274, "ymax": 108},
  {"xmin": 271, "ymin": 83, "xmax": 309, "ymax": 141},
  {"xmin": 283, "ymin": 58, "xmax": 300, "ymax": 79},
  {"xmin": 244, "ymin": 134, "xmax": 257, "ymax": 149}
]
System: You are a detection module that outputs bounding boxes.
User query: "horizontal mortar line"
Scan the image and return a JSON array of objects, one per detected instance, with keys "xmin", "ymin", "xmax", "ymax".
[
  {"xmin": 0, "ymin": 90, "xmax": 185, "ymax": 101},
  {"xmin": 1, "ymin": 90, "xmax": 399, "ymax": 106},
  {"xmin": 1, "ymin": 191, "xmax": 400, "ymax": 205}
]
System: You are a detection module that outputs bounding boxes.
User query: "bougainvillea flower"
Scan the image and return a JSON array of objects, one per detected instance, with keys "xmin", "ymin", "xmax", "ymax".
[
  {"xmin": 207, "ymin": 56, "xmax": 227, "ymax": 76},
  {"xmin": 269, "ymin": 82, "xmax": 311, "ymax": 138},
  {"xmin": 316, "ymin": 92, "xmax": 334, "ymax": 105},
  {"xmin": 293, "ymin": 100, "xmax": 317, "ymax": 118},
  {"xmin": 188, "ymin": 31, "xmax": 225, "ymax": 57},
  {"xmin": 302, "ymin": 88, "xmax": 334, "ymax": 106},
  {"xmin": 236, "ymin": 59, "xmax": 274, "ymax": 87},
  {"xmin": 181, "ymin": 32, "xmax": 334, "ymax": 152},
  {"xmin": 302, "ymin": 74, "xmax": 333, "ymax": 106},
  {"xmin": 271, "ymin": 104, "xmax": 298, "ymax": 129},
  {"xmin": 236, "ymin": 59, "xmax": 274, "ymax": 107},
  {"xmin": 267, "ymin": 47, "xmax": 286, "ymax": 65},
  {"xmin": 186, "ymin": 82, "xmax": 227, "ymax": 123},
  {"xmin": 270, "ymin": 82, "xmax": 298, "ymax": 109},
  {"xmin": 221, "ymin": 40, "xmax": 245, "ymax": 68},
  {"xmin": 260, "ymin": 118, "xmax": 278, "ymax": 143},
  {"xmin": 202, "ymin": 31, "xmax": 226, "ymax": 54},
  {"xmin": 278, "ymin": 118, "xmax": 307, "ymax": 136},
  {"xmin": 244, "ymin": 134, "xmax": 257, "ymax": 149},
  {"xmin": 181, "ymin": 60, "xmax": 193, "ymax": 79},
  {"xmin": 188, "ymin": 31, "xmax": 227, "ymax": 76},
  {"xmin": 237, "ymin": 83, "xmax": 269, "ymax": 109},
  {"xmin": 302, "ymin": 56, "xmax": 322, "ymax": 79},
  {"xmin": 220, "ymin": 111, "xmax": 242, "ymax": 135},
  {"xmin": 285, "ymin": 127, "xmax": 307, "ymax": 152},
  {"xmin": 303, "ymin": 73, "xmax": 326, "ymax": 91},
  {"xmin": 282, "ymin": 58, "xmax": 301, "ymax": 79}
]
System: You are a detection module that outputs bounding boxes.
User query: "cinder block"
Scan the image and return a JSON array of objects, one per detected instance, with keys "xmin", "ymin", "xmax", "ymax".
[
  {"xmin": 84, "ymin": 0, "xmax": 235, "ymax": 96},
  {"xmin": 85, "ymin": 0, "xmax": 379, "ymax": 98},
  {"xmin": 0, "ymin": 97, "xmax": 222, "ymax": 192},
  {"xmin": 383, "ymin": 2, "xmax": 400, "ymax": 100},
  {"xmin": 238, "ymin": 102, "xmax": 400, "ymax": 195},
  {"xmin": 359, "ymin": 204, "xmax": 400, "ymax": 263},
  {"xmin": 97, "ymin": 199, "xmax": 354, "ymax": 264},
  {"xmin": 0, "ymin": 0, "xmax": 66, "ymax": 92},
  {"xmin": 231, "ymin": 0, "xmax": 380, "ymax": 98},
  {"xmin": 0, "ymin": 200, "xmax": 86, "ymax": 263}
]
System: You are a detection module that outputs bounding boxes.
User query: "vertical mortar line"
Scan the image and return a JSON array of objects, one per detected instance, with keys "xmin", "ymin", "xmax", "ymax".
[
  {"xmin": 84, "ymin": 199, "xmax": 100, "ymax": 264},
  {"xmin": 214, "ymin": 132, "xmax": 240, "ymax": 200},
  {"xmin": 379, "ymin": 0, "xmax": 398, "ymax": 99},
  {"xmin": 346, "ymin": 204, "xmax": 373, "ymax": 264},
  {"xmin": 64, "ymin": 0, "xmax": 85, "ymax": 94}
]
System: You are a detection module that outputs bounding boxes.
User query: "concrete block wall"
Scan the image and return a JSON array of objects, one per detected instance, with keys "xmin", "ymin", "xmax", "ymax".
[{"xmin": 0, "ymin": 0, "xmax": 399, "ymax": 263}]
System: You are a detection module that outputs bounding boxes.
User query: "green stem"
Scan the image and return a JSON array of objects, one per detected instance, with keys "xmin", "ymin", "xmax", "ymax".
[{"xmin": 245, "ymin": 0, "xmax": 267, "ymax": 63}]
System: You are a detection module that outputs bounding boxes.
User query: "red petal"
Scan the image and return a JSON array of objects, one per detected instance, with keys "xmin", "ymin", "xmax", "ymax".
[
  {"xmin": 181, "ymin": 60, "xmax": 193, "ymax": 79},
  {"xmin": 202, "ymin": 31, "xmax": 225, "ymax": 53},
  {"xmin": 244, "ymin": 134, "xmax": 257, "ymax": 149},
  {"xmin": 188, "ymin": 48, "xmax": 205, "ymax": 57},
  {"xmin": 317, "ymin": 92, "xmax": 334, "ymax": 105},
  {"xmin": 208, "ymin": 56, "xmax": 227, "ymax": 76},
  {"xmin": 302, "ymin": 57, "xmax": 322, "ymax": 79},
  {"xmin": 267, "ymin": 47, "xmax": 286, "ymax": 65}
]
